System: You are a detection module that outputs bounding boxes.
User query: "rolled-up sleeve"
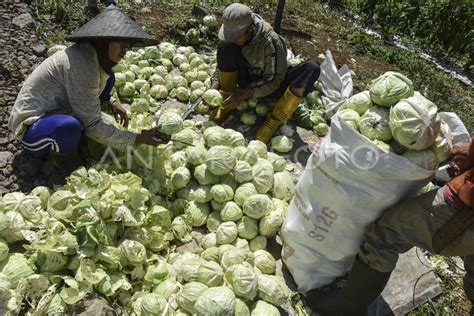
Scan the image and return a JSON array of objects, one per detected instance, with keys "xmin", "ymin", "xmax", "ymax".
[{"xmin": 64, "ymin": 51, "xmax": 137, "ymax": 151}]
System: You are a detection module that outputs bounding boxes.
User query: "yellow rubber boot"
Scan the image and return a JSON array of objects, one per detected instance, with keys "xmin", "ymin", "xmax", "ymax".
[
  {"xmin": 209, "ymin": 70, "xmax": 238, "ymax": 122},
  {"xmin": 256, "ymin": 88, "xmax": 302, "ymax": 144}
]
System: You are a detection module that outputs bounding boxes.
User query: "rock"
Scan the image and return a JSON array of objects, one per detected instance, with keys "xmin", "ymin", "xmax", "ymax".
[
  {"xmin": 74, "ymin": 296, "xmax": 118, "ymax": 316},
  {"xmin": 0, "ymin": 151, "xmax": 13, "ymax": 168},
  {"xmin": 6, "ymin": 144, "xmax": 16, "ymax": 152},
  {"xmin": 3, "ymin": 165, "xmax": 13, "ymax": 177},
  {"xmin": 0, "ymin": 137, "xmax": 9, "ymax": 145},
  {"xmin": 32, "ymin": 44, "xmax": 46, "ymax": 56},
  {"xmin": 12, "ymin": 13, "xmax": 33, "ymax": 28}
]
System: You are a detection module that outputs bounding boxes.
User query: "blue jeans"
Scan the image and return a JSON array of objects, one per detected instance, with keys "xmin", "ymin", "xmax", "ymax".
[{"xmin": 21, "ymin": 114, "xmax": 84, "ymax": 157}]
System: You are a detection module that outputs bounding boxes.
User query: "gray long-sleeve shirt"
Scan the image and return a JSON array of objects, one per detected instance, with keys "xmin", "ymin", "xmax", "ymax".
[{"xmin": 8, "ymin": 42, "xmax": 136, "ymax": 150}]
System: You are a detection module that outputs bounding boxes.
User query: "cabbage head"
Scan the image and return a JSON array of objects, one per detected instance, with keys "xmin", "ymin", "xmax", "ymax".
[
  {"xmin": 343, "ymin": 90, "xmax": 372, "ymax": 115},
  {"xmin": 235, "ymin": 298, "xmax": 250, "ymax": 316},
  {"xmin": 221, "ymin": 202, "xmax": 243, "ymax": 222},
  {"xmin": 158, "ymin": 111, "xmax": 183, "ymax": 135},
  {"xmin": 185, "ymin": 201, "xmax": 210, "ymax": 227},
  {"xmin": 234, "ymin": 146, "xmax": 258, "ymax": 165},
  {"xmin": 402, "ymin": 150, "xmax": 438, "ymax": 170},
  {"xmin": 267, "ymin": 152, "xmax": 286, "ymax": 172},
  {"xmin": 338, "ymin": 109, "xmax": 360, "ymax": 130},
  {"xmin": 0, "ymin": 273, "xmax": 11, "ymax": 301},
  {"xmin": 2, "ymin": 253, "xmax": 35, "ymax": 287},
  {"xmin": 369, "ymin": 71, "xmax": 414, "ymax": 107},
  {"xmin": 205, "ymin": 146, "xmax": 237, "ymax": 176},
  {"xmin": 248, "ymin": 140, "xmax": 268, "ymax": 159},
  {"xmin": 201, "ymin": 247, "xmax": 220, "ymax": 262},
  {"xmin": 144, "ymin": 260, "xmax": 171, "ymax": 285},
  {"xmin": 210, "ymin": 184, "xmax": 234, "ymax": 203},
  {"xmin": 372, "ymin": 139, "xmax": 393, "ymax": 153},
  {"xmin": 271, "ymin": 135, "xmax": 293, "ymax": 153},
  {"xmin": 226, "ymin": 129, "xmax": 246, "ymax": 147},
  {"xmin": 195, "ymin": 286, "xmax": 235, "ymax": 316},
  {"xmin": 202, "ymin": 233, "xmax": 217, "ymax": 249},
  {"xmin": 119, "ymin": 239, "xmax": 146, "ymax": 265},
  {"xmin": 249, "ymin": 236, "xmax": 267, "ymax": 252},
  {"xmin": 256, "ymin": 104, "xmax": 269, "ymax": 116},
  {"xmin": 229, "ymin": 264, "xmax": 257, "ymax": 300},
  {"xmin": 171, "ymin": 167, "xmax": 191, "ymax": 189},
  {"xmin": 358, "ymin": 106, "xmax": 392, "ymax": 141},
  {"xmin": 216, "ymin": 221, "xmax": 238, "ymax": 244},
  {"xmin": 254, "ymin": 250, "xmax": 276, "ymax": 274},
  {"xmin": 132, "ymin": 293, "xmax": 168, "ymax": 315},
  {"xmin": 191, "ymin": 89, "xmax": 205, "ymax": 102},
  {"xmin": 389, "ymin": 92, "xmax": 441, "ymax": 151},
  {"xmin": 0, "ymin": 238, "xmax": 8, "ymax": 263},
  {"xmin": 175, "ymin": 87, "xmax": 191, "ymax": 102},
  {"xmin": 204, "ymin": 126, "xmax": 230, "ymax": 147},
  {"xmin": 252, "ymin": 159, "xmax": 274, "ymax": 194},
  {"xmin": 172, "ymin": 216, "xmax": 192, "ymax": 243},
  {"xmin": 153, "ymin": 279, "xmax": 180, "ymax": 299},
  {"xmin": 203, "ymin": 15, "xmax": 219, "ymax": 28},
  {"xmin": 203, "ymin": 89, "xmax": 223, "ymax": 107},
  {"xmin": 272, "ymin": 171, "xmax": 295, "ymax": 201},
  {"xmin": 237, "ymin": 216, "xmax": 259, "ymax": 240},
  {"xmin": 176, "ymin": 282, "xmax": 208, "ymax": 314},
  {"xmin": 154, "ymin": 65, "xmax": 168, "ymax": 77},
  {"xmin": 251, "ymin": 300, "xmax": 280, "ymax": 316},
  {"xmin": 173, "ymin": 54, "xmax": 188, "ymax": 66},
  {"xmin": 144, "ymin": 46, "xmax": 160, "ymax": 59},
  {"xmin": 207, "ymin": 211, "xmax": 223, "ymax": 232},
  {"xmin": 186, "ymin": 144, "xmax": 207, "ymax": 166},
  {"xmin": 243, "ymin": 194, "xmax": 274, "ymax": 220},
  {"xmin": 119, "ymin": 82, "xmax": 135, "ymax": 97},
  {"xmin": 241, "ymin": 112, "xmax": 257, "ymax": 126},
  {"xmin": 186, "ymin": 28, "xmax": 202, "ymax": 45},
  {"xmin": 257, "ymin": 274, "xmax": 289, "ymax": 305},
  {"xmin": 220, "ymin": 248, "xmax": 254, "ymax": 270},
  {"xmin": 259, "ymin": 207, "xmax": 285, "ymax": 237},
  {"xmin": 194, "ymin": 164, "xmax": 220, "ymax": 186},
  {"xmin": 190, "ymin": 80, "xmax": 205, "ymax": 90},
  {"xmin": 198, "ymin": 260, "xmax": 224, "ymax": 287}
]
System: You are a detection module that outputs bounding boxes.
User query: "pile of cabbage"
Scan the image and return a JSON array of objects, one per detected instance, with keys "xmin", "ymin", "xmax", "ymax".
[
  {"xmin": 0, "ymin": 114, "xmax": 295, "ymax": 314},
  {"xmin": 185, "ymin": 14, "xmax": 219, "ymax": 45},
  {"xmin": 338, "ymin": 71, "xmax": 452, "ymax": 170},
  {"xmin": 111, "ymin": 41, "xmax": 217, "ymax": 114},
  {"xmin": 292, "ymin": 90, "xmax": 329, "ymax": 137}
]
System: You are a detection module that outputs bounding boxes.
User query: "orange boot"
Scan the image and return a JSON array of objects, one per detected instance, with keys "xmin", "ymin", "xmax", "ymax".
[
  {"xmin": 209, "ymin": 70, "xmax": 238, "ymax": 122},
  {"xmin": 255, "ymin": 88, "xmax": 302, "ymax": 144}
]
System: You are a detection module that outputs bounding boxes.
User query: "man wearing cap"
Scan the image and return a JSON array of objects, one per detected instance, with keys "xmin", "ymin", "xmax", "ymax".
[
  {"xmin": 209, "ymin": 3, "xmax": 320, "ymax": 143},
  {"xmin": 8, "ymin": 5, "xmax": 163, "ymax": 177}
]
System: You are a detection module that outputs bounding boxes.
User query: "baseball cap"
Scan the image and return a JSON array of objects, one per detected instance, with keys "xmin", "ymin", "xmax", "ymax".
[{"xmin": 218, "ymin": 3, "xmax": 254, "ymax": 42}]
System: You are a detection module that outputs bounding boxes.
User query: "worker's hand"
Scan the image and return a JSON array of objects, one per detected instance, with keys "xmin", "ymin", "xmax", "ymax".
[
  {"xmin": 447, "ymin": 141, "xmax": 473, "ymax": 177},
  {"xmin": 222, "ymin": 89, "xmax": 253, "ymax": 110},
  {"xmin": 135, "ymin": 127, "xmax": 166, "ymax": 146},
  {"xmin": 111, "ymin": 100, "xmax": 130, "ymax": 128}
]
